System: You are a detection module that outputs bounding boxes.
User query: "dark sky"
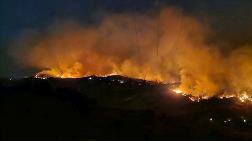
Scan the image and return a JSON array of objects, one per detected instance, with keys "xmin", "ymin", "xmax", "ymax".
[{"xmin": 1, "ymin": 0, "xmax": 252, "ymax": 77}]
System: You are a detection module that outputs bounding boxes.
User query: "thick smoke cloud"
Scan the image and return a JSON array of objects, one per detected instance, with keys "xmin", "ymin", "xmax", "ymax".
[{"xmin": 10, "ymin": 7, "xmax": 252, "ymax": 97}]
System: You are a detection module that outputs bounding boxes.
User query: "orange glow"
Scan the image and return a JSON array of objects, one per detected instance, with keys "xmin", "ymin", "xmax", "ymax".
[
  {"xmin": 11, "ymin": 7, "xmax": 252, "ymax": 100},
  {"xmin": 238, "ymin": 92, "xmax": 252, "ymax": 103},
  {"xmin": 172, "ymin": 89, "xmax": 183, "ymax": 94},
  {"xmin": 170, "ymin": 88, "xmax": 252, "ymax": 103}
]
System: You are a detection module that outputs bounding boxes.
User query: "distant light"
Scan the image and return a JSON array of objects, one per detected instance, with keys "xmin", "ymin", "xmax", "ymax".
[
  {"xmin": 224, "ymin": 120, "xmax": 227, "ymax": 123},
  {"xmin": 228, "ymin": 118, "xmax": 231, "ymax": 122},
  {"xmin": 209, "ymin": 118, "xmax": 213, "ymax": 121},
  {"xmin": 9, "ymin": 78, "xmax": 12, "ymax": 80},
  {"xmin": 243, "ymin": 119, "xmax": 247, "ymax": 123},
  {"xmin": 119, "ymin": 80, "xmax": 125, "ymax": 84},
  {"xmin": 88, "ymin": 77, "xmax": 92, "ymax": 80}
]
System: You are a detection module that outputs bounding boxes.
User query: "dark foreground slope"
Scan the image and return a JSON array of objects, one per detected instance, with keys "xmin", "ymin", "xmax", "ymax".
[{"xmin": 1, "ymin": 76, "xmax": 252, "ymax": 141}]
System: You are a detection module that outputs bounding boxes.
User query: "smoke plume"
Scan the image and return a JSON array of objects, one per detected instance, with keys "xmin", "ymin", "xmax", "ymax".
[{"xmin": 10, "ymin": 7, "xmax": 252, "ymax": 97}]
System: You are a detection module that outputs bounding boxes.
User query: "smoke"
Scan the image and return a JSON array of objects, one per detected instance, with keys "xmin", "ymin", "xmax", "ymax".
[{"xmin": 9, "ymin": 7, "xmax": 252, "ymax": 97}]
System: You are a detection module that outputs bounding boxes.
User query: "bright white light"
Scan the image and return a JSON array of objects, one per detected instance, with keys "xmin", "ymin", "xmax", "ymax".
[
  {"xmin": 209, "ymin": 118, "xmax": 213, "ymax": 121},
  {"xmin": 189, "ymin": 97, "xmax": 195, "ymax": 102},
  {"xmin": 202, "ymin": 96, "xmax": 209, "ymax": 99},
  {"xmin": 172, "ymin": 89, "xmax": 183, "ymax": 94}
]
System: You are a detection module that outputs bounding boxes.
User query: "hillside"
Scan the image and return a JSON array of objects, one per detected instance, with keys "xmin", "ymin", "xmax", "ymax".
[{"xmin": 1, "ymin": 76, "xmax": 252, "ymax": 141}]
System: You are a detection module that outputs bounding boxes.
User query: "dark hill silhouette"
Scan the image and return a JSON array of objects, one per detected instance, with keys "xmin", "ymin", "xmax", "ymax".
[{"xmin": 1, "ymin": 76, "xmax": 252, "ymax": 141}]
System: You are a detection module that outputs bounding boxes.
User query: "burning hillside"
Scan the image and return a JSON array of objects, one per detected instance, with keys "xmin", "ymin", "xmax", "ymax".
[{"xmin": 10, "ymin": 7, "xmax": 252, "ymax": 99}]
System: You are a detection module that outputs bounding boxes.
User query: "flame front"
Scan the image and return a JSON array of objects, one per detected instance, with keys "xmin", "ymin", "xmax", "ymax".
[{"xmin": 171, "ymin": 88, "xmax": 252, "ymax": 103}]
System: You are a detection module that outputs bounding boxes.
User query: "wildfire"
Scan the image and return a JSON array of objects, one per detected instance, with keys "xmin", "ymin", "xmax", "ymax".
[
  {"xmin": 34, "ymin": 69, "xmax": 116, "ymax": 79},
  {"xmin": 34, "ymin": 67, "xmax": 252, "ymax": 104},
  {"xmin": 172, "ymin": 89, "xmax": 183, "ymax": 94},
  {"xmin": 171, "ymin": 88, "xmax": 252, "ymax": 103},
  {"xmin": 12, "ymin": 7, "xmax": 252, "ymax": 102},
  {"xmin": 34, "ymin": 66, "xmax": 252, "ymax": 104},
  {"xmin": 34, "ymin": 69, "xmax": 79, "ymax": 79},
  {"xmin": 238, "ymin": 92, "xmax": 252, "ymax": 102}
]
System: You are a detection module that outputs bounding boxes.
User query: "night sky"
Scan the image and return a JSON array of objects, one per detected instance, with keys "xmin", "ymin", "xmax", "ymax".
[{"xmin": 1, "ymin": 0, "xmax": 252, "ymax": 77}]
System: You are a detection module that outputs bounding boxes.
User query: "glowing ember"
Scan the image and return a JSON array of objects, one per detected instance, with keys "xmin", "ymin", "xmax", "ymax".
[
  {"xmin": 171, "ymin": 88, "xmax": 199, "ymax": 102},
  {"xmin": 172, "ymin": 89, "xmax": 183, "ymax": 94},
  {"xmin": 219, "ymin": 94, "xmax": 236, "ymax": 99},
  {"xmin": 189, "ymin": 97, "xmax": 197, "ymax": 102},
  {"xmin": 238, "ymin": 91, "xmax": 252, "ymax": 103}
]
